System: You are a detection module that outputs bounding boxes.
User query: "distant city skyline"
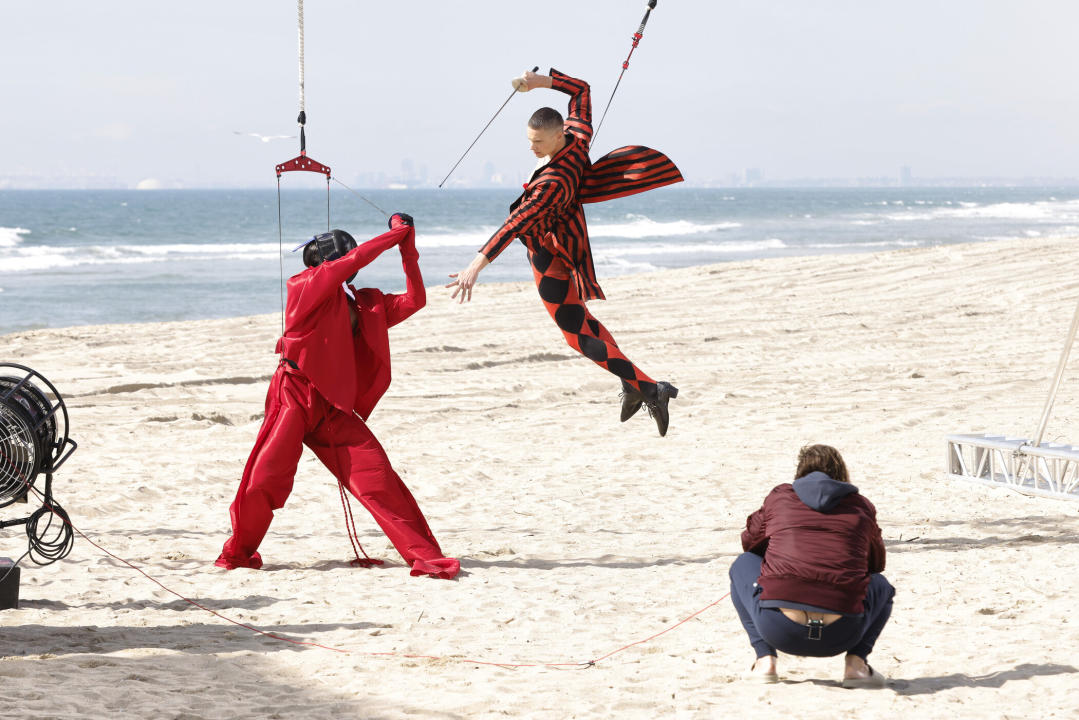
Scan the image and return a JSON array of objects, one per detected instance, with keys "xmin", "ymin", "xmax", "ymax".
[{"xmin": 4, "ymin": 1, "xmax": 1079, "ymax": 190}]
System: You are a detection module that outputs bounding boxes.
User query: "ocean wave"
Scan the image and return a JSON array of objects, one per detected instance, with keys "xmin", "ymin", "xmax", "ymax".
[
  {"xmin": 0, "ymin": 226, "xmax": 31, "ymax": 247},
  {"xmin": 973, "ymin": 228, "xmax": 1079, "ymax": 243},
  {"xmin": 1, "ymin": 242, "xmax": 282, "ymax": 273},
  {"xmin": 413, "ymin": 216, "xmax": 739, "ymax": 247},
  {"xmin": 602, "ymin": 238, "xmax": 786, "ymax": 257},
  {"xmin": 805, "ymin": 239, "xmax": 923, "ymax": 249},
  {"xmin": 878, "ymin": 199, "xmax": 1079, "ymax": 223},
  {"xmin": 416, "ymin": 230, "xmax": 495, "ymax": 248},
  {"xmin": 2, "ymin": 234, "xmax": 787, "ymax": 274},
  {"xmin": 593, "ymin": 256, "xmax": 660, "ymax": 273},
  {"xmin": 590, "ymin": 215, "xmax": 741, "ymax": 239}
]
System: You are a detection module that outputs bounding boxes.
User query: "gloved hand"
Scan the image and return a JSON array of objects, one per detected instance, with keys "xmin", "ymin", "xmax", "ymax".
[
  {"xmin": 388, "ymin": 212, "xmax": 414, "ymax": 230},
  {"xmin": 392, "ymin": 213, "xmax": 418, "ymax": 260}
]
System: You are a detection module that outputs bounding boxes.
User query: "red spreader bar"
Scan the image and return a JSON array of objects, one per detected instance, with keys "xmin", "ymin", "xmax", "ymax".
[{"xmin": 276, "ymin": 152, "xmax": 331, "ymax": 178}]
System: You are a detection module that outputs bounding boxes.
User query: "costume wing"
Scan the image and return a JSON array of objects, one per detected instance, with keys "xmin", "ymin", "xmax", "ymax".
[{"xmin": 580, "ymin": 145, "xmax": 683, "ymax": 204}]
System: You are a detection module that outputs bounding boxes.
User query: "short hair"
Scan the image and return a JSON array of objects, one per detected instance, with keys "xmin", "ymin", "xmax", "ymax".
[
  {"xmin": 528, "ymin": 107, "xmax": 564, "ymax": 133},
  {"xmin": 795, "ymin": 444, "xmax": 850, "ymax": 484},
  {"xmin": 302, "ymin": 241, "xmax": 321, "ymax": 268}
]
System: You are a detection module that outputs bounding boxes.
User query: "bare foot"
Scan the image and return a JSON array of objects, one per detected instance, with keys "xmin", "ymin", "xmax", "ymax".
[
  {"xmin": 843, "ymin": 653, "xmax": 871, "ymax": 680},
  {"xmin": 752, "ymin": 655, "xmax": 778, "ymax": 676}
]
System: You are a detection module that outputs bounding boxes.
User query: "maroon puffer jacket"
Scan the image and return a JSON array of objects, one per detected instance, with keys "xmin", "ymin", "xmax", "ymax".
[{"xmin": 741, "ymin": 472, "xmax": 886, "ymax": 614}]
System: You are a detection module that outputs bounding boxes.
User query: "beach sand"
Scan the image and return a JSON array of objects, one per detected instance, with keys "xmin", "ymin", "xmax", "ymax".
[{"xmin": 2, "ymin": 235, "xmax": 1078, "ymax": 719}]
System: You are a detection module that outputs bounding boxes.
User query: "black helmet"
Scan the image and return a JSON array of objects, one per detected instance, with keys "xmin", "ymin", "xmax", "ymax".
[
  {"xmin": 294, "ymin": 229, "xmax": 359, "ymax": 283},
  {"xmin": 309, "ymin": 229, "xmax": 357, "ymax": 265}
]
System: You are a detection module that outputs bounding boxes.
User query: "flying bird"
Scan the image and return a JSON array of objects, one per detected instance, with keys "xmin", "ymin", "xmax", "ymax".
[{"xmin": 233, "ymin": 131, "xmax": 297, "ymax": 143}]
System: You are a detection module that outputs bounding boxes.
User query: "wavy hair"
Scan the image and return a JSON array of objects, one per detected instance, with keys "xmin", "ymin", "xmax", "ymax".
[{"xmin": 795, "ymin": 444, "xmax": 849, "ymax": 484}]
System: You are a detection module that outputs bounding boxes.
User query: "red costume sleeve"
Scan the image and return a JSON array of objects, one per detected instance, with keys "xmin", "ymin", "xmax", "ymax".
[
  {"xmin": 381, "ymin": 227, "xmax": 426, "ymax": 328},
  {"xmin": 479, "ymin": 181, "xmax": 567, "ymax": 262},
  {"xmin": 549, "ymin": 68, "xmax": 592, "ymax": 146},
  {"xmin": 288, "ymin": 226, "xmax": 408, "ymax": 319}
]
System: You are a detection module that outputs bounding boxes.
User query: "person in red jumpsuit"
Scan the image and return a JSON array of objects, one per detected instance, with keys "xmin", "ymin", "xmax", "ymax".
[
  {"xmin": 447, "ymin": 68, "xmax": 684, "ymax": 436},
  {"xmin": 215, "ymin": 214, "xmax": 459, "ymax": 579}
]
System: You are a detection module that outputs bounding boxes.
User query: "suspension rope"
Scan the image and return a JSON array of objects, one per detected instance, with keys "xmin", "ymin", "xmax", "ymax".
[
  {"xmin": 593, "ymin": 0, "xmax": 659, "ymax": 147},
  {"xmin": 439, "ymin": 67, "xmax": 539, "ymax": 188},
  {"xmin": 297, "ymin": 0, "xmax": 305, "ymax": 117},
  {"xmin": 277, "ymin": 180, "xmax": 285, "ymax": 336},
  {"xmin": 332, "ymin": 177, "xmax": 389, "ymax": 218}
]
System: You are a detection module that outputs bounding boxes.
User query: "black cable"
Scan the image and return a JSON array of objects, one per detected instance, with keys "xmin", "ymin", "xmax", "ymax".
[{"xmin": 26, "ymin": 500, "xmax": 74, "ymax": 566}]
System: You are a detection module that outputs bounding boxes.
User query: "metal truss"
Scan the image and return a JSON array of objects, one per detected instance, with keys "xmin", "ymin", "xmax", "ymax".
[{"xmin": 947, "ymin": 433, "xmax": 1079, "ymax": 501}]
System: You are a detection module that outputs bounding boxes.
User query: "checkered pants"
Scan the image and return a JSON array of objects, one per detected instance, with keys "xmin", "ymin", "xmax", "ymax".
[{"xmin": 529, "ymin": 244, "xmax": 656, "ymax": 395}]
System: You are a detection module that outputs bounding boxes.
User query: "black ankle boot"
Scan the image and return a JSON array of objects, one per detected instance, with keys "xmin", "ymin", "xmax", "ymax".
[
  {"xmin": 619, "ymin": 380, "xmax": 644, "ymax": 422},
  {"xmin": 643, "ymin": 381, "xmax": 679, "ymax": 437}
]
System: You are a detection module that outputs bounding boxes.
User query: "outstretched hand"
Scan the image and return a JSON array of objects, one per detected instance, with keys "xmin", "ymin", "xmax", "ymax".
[{"xmin": 446, "ymin": 253, "xmax": 491, "ymax": 303}]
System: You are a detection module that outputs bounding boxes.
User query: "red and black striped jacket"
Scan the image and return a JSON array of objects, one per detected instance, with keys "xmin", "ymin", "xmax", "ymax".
[{"xmin": 479, "ymin": 68, "xmax": 683, "ymax": 301}]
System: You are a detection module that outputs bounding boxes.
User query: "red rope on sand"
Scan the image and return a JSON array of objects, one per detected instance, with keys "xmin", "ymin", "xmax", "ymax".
[
  {"xmin": 590, "ymin": 593, "xmax": 731, "ymax": 665},
  {"xmin": 26, "ymin": 486, "xmax": 350, "ymax": 654},
  {"xmin": 24, "ymin": 484, "xmax": 729, "ymax": 669},
  {"xmin": 336, "ymin": 480, "xmax": 381, "ymax": 567}
]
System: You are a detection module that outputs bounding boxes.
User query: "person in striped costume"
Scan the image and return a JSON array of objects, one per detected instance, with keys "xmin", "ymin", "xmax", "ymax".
[{"xmin": 447, "ymin": 68, "xmax": 683, "ymax": 436}]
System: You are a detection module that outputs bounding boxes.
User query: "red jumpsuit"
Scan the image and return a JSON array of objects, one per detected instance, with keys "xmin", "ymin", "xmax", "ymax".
[{"xmin": 215, "ymin": 224, "xmax": 459, "ymax": 579}]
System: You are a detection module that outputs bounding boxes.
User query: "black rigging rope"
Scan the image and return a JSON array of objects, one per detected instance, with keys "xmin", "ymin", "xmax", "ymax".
[{"xmin": 593, "ymin": 0, "xmax": 659, "ymax": 147}]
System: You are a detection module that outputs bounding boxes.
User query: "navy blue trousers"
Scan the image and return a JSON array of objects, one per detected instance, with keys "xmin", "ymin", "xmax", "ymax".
[{"xmin": 729, "ymin": 552, "xmax": 894, "ymax": 660}]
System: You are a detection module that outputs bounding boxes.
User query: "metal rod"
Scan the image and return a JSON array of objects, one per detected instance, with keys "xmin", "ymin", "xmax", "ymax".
[
  {"xmin": 1015, "ymin": 295, "xmax": 1079, "ymax": 482},
  {"xmin": 1031, "ymin": 296, "xmax": 1079, "ymax": 448},
  {"xmin": 439, "ymin": 67, "xmax": 539, "ymax": 188}
]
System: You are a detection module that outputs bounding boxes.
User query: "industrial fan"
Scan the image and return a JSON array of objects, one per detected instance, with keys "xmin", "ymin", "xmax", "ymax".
[{"xmin": 0, "ymin": 363, "xmax": 77, "ymax": 606}]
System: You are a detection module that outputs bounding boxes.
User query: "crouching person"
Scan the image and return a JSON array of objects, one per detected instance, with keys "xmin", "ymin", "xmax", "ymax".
[{"xmin": 730, "ymin": 444, "xmax": 894, "ymax": 687}]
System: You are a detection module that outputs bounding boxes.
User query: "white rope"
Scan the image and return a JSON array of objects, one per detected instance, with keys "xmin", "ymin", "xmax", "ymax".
[{"xmin": 297, "ymin": 0, "xmax": 305, "ymax": 115}]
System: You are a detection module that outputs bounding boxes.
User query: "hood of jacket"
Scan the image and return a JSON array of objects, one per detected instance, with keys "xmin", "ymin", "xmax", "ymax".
[{"xmin": 792, "ymin": 471, "xmax": 859, "ymax": 512}]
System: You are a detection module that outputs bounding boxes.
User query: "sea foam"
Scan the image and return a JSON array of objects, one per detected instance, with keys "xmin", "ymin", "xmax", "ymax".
[
  {"xmin": 590, "ymin": 215, "xmax": 741, "ymax": 239},
  {"xmin": 1, "ymin": 241, "xmax": 282, "ymax": 273},
  {"xmin": 0, "ymin": 226, "xmax": 31, "ymax": 247},
  {"xmin": 414, "ymin": 216, "xmax": 737, "ymax": 249}
]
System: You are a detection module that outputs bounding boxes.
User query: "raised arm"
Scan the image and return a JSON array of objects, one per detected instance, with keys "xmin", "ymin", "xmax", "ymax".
[
  {"xmin": 306, "ymin": 227, "xmax": 408, "ymax": 297},
  {"xmin": 287, "ymin": 227, "xmax": 407, "ymax": 319},
  {"xmin": 549, "ymin": 68, "xmax": 592, "ymax": 146},
  {"xmin": 382, "ymin": 219, "xmax": 426, "ymax": 327}
]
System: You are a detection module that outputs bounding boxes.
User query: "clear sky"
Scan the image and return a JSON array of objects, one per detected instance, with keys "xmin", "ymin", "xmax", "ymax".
[{"xmin": 4, "ymin": 0, "xmax": 1079, "ymax": 188}]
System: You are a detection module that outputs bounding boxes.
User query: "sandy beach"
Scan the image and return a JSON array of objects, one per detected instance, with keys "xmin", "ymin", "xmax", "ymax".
[{"xmin": 2, "ymin": 235, "xmax": 1078, "ymax": 719}]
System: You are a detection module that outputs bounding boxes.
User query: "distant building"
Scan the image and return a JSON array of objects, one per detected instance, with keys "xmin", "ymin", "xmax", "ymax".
[
  {"xmin": 741, "ymin": 168, "xmax": 763, "ymax": 187},
  {"xmin": 898, "ymin": 166, "xmax": 913, "ymax": 186}
]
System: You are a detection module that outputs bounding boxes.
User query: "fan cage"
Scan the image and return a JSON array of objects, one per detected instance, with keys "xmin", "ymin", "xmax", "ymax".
[{"xmin": 0, "ymin": 364, "xmax": 74, "ymax": 508}]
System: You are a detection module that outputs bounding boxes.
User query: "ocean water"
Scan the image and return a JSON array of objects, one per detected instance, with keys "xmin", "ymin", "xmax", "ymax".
[{"xmin": 2, "ymin": 187, "xmax": 1079, "ymax": 335}]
